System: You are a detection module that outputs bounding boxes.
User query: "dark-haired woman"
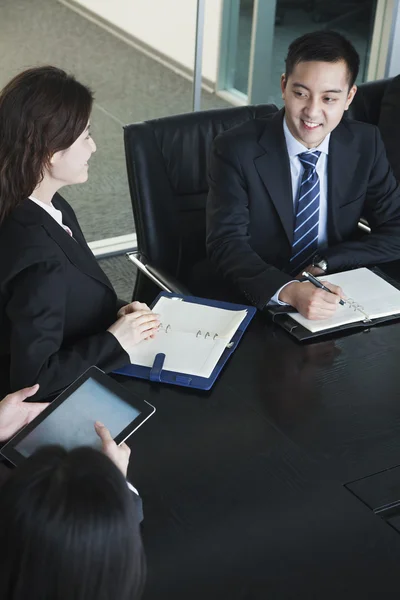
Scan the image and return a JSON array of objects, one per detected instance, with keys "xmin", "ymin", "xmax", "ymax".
[
  {"xmin": 0, "ymin": 425, "xmax": 146, "ymax": 600},
  {"xmin": 0, "ymin": 66, "xmax": 159, "ymax": 399}
]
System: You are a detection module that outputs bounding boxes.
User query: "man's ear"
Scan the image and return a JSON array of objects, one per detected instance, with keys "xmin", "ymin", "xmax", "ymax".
[
  {"xmin": 281, "ymin": 74, "xmax": 287, "ymax": 98},
  {"xmin": 344, "ymin": 84, "xmax": 357, "ymax": 110}
]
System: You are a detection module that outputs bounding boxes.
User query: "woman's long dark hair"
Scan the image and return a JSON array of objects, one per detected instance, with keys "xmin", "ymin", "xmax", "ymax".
[
  {"xmin": 0, "ymin": 66, "xmax": 93, "ymax": 224},
  {"xmin": 0, "ymin": 446, "xmax": 146, "ymax": 600}
]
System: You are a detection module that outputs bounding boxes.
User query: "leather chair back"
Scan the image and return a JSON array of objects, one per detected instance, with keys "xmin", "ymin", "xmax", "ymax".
[
  {"xmin": 124, "ymin": 104, "xmax": 278, "ymax": 292},
  {"xmin": 347, "ymin": 78, "xmax": 393, "ymax": 125}
]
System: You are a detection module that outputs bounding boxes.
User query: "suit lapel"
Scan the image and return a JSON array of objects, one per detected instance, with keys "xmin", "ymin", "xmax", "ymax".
[
  {"xmin": 327, "ymin": 119, "xmax": 360, "ymax": 243},
  {"xmin": 254, "ymin": 109, "xmax": 294, "ymax": 244},
  {"xmin": 16, "ymin": 199, "xmax": 114, "ymax": 292},
  {"xmin": 53, "ymin": 195, "xmax": 96, "ymax": 259}
]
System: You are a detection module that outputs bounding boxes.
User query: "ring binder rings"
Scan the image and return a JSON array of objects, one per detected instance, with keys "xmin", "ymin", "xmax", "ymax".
[
  {"xmin": 114, "ymin": 293, "xmax": 256, "ymax": 390},
  {"xmin": 345, "ymin": 298, "xmax": 372, "ymax": 323},
  {"xmin": 163, "ymin": 325, "xmax": 220, "ymax": 340}
]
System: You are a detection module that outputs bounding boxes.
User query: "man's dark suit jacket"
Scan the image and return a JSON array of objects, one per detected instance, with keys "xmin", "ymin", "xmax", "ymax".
[
  {"xmin": 0, "ymin": 195, "xmax": 129, "ymax": 399},
  {"xmin": 206, "ymin": 108, "xmax": 400, "ymax": 310}
]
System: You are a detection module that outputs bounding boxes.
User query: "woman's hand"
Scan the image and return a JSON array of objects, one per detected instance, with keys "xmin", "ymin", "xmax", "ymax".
[
  {"xmin": 0, "ymin": 385, "xmax": 50, "ymax": 442},
  {"xmin": 107, "ymin": 309, "xmax": 160, "ymax": 355},
  {"xmin": 94, "ymin": 421, "xmax": 131, "ymax": 477},
  {"xmin": 117, "ymin": 300, "xmax": 152, "ymax": 318}
]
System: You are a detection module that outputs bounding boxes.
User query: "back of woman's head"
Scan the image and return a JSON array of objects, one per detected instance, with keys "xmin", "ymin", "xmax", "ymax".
[
  {"xmin": 0, "ymin": 66, "xmax": 93, "ymax": 223},
  {"xmin": 0, "ymin": 446, "xmax": 145, "ymax": 600}
]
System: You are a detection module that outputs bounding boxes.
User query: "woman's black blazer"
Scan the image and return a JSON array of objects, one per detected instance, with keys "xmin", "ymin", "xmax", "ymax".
[{"xmin": 0, "ymin": 195, "xmax": 129, "ymax": 399}]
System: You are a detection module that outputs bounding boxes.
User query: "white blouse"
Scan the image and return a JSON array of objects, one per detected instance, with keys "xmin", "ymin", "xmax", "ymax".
[{"xmin": 29, "ymin": 195, "xmax": 73, "ymax": 237}]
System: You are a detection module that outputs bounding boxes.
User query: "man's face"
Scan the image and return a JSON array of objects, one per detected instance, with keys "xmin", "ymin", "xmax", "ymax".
[{"xmin": 281, "ymin": 60, "xmax": 357, "ymax": 148}]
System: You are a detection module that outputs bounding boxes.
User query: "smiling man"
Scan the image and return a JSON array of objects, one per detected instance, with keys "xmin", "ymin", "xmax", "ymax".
[{"xmin": 206, "ymin": 31, "xmax": 400, "ymax": 319}]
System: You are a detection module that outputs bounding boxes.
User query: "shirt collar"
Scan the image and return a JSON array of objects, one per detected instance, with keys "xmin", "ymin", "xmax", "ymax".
[
  {"xmin": 283, "ymin": 117, "xmax": 330, "ymax": 158},
  {"xmin": 29, "ymin": 195, "xmax": 64, "ymax": 227}
]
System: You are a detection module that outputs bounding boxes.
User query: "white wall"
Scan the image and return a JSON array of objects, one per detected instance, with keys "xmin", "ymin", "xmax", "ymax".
[{"xmin": 71, "ymin": 0, "xmax": 223, "ymax": 83}]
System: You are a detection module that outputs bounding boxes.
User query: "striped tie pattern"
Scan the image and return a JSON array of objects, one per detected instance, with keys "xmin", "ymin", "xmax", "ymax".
[{"xmin": 289, "ymin": 150, "xmax": 321, "ymax": 275}]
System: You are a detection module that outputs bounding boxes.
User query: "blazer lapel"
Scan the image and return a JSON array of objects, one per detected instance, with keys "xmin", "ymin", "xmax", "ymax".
[
  {"xmin": 327, "ymin": 119, "xmax": 360, "ymax": 243},
  {"xmin": 16, "ymin": 200, "xmax": 114, "ymax": 293},
  {"xmin": 254, "ymin": 109, "xmax": 294, "ymax": 244}
]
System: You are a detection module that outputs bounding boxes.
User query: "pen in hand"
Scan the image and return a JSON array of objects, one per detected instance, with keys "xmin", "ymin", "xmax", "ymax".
[{"xmin": 302, "ymin": 271, "xmax": 346, "ymax": 306}]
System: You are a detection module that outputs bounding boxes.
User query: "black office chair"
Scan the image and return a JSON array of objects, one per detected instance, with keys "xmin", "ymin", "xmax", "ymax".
[
  {"xmin": 124, "ymin": 104, "xmax": 278, "ymax": 304},
  {"xmin": 346, "ymin": 78, "xmax": 394, "ymax": 234},
  {"xmin": 347, "ymin": 77, "xmax": 393, "ymax": 125}
]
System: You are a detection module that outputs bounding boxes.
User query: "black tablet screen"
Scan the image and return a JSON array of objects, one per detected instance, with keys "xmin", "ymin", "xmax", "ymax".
[{"xmin": 15, "ymin": 377, "xmax": 141, "ymax": 457}]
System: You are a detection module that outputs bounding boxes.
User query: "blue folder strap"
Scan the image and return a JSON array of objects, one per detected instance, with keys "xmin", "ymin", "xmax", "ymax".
[{"xmin": 149, "ymin": 353, "xmax": 165, "ymax": 382}]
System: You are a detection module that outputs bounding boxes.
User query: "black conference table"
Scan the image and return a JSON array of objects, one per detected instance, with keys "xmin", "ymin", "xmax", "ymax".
[{"xmin": 118, "ymin": 264, "xmax": 400, "ymax": 600}]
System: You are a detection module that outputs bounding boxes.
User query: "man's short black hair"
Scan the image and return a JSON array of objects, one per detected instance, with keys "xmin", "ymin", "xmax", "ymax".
[{"xmin": 285, "ymin": 30, "xmax": 360, "ymax": 88}]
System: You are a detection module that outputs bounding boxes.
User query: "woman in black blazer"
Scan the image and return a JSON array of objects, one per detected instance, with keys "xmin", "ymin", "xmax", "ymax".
[{"xmin": 0, "ymin": 67, "xmax": 159, "ymax": 399}]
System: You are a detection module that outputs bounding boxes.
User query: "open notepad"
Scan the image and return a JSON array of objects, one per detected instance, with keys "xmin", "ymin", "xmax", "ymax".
[
  {"xmin": 127, "ymin": 296, "xmax": 248, "ymax": 378},
  {"xmin": 290, "ymin": 268, "xmax": 400, "ymax": 333}
]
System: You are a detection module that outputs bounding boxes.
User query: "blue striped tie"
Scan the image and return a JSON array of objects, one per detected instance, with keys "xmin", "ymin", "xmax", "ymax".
[{"xmin": 289, "ymin": 150, "xmax": 321, "ymax": 275}]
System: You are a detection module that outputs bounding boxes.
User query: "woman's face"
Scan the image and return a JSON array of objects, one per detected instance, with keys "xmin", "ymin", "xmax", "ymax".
[{"xmin": 50, "ymin": 122, "xmax": 96, "ymax": 186}]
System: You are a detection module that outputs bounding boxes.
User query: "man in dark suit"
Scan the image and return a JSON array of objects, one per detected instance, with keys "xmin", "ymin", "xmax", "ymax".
[{"xmin": 206, "ymin": 31, "xmax": 400, "ymax": 319}]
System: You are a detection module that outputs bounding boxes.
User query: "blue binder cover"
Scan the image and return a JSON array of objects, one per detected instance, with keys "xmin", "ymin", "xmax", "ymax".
[{"xmin": 113, "ymin": 292, "xmax": 256, "ymax": 390}]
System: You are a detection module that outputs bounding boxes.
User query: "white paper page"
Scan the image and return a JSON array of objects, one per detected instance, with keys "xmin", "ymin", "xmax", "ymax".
[
  {"xmin": 153, "ymin": 297, "xmax": 247, "ymax": 339},
  {"xmin": 290, "ymin": 268, "xmax": 400, "ymax": 333},
  {"xmin": 128, "ymin": 331, "xmax": 229, "ymax": 378}
]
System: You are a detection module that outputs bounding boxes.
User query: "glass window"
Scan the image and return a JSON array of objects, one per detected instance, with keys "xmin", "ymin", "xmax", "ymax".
[{"xmin": 216, "ymin": 0, "xmax": 379, "ymax": 106}]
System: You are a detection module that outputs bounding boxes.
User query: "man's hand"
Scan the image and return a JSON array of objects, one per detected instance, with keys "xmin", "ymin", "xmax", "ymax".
[
  {"xmin": 0, "ymin": 385, "xmax": 49, "ymax": 442},
  {"xmin": 94, "ymin": 421, "xmax": 131, "ymax": 477},
  {"xmin": 279, "ymin": 281, "xmax": 344, "ymax": 320}
]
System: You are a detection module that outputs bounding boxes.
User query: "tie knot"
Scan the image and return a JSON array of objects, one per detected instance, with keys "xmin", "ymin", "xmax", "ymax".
[{"xmin": 298, "ymin": 151, "xmax": 321, "ymax": 170}]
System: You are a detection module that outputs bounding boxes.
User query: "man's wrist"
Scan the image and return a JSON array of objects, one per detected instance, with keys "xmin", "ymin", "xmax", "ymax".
[{"xmin": 278, "ymin": 280, "xmax": 301, "ymax": 305}]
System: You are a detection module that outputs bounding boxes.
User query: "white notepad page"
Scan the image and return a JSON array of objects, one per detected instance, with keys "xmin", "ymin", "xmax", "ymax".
[
  {"xmin": 128, "ymin": 297, "xmax": 247, "ymax": 378},
  {"xmin": 290, "ymin": 268, "xmax": 400, "ymax": 333}
]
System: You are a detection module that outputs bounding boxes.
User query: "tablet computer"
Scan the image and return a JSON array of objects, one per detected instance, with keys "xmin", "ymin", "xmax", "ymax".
[{"xmin": 0, "ymin": 366, "xmax": 156, "ymax": 467}]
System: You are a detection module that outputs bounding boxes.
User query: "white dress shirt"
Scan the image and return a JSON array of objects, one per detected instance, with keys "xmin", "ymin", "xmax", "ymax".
[
  {"xmin": 269, "ymin": 118, "xmax": 331, "ymax": 304},
  {"xmin": 29, "ymin": 195, "xmax": 73, "ymax": 237}
]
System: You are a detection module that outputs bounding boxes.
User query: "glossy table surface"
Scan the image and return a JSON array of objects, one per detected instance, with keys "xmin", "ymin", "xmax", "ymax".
[{"xmin": 120, "ymin": 265, "xmax": 400, "ymax": 600}]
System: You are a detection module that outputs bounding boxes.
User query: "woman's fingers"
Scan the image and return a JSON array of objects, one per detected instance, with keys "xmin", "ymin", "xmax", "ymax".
[{"xmin": 129, "ymin": 310, "xmax": 159, "ymax": 321}]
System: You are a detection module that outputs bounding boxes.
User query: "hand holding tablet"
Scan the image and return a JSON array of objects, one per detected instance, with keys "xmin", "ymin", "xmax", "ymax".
[
  {"xmin": 1, "ymin": 367, "xmax": 156, "ymax": 467},
  {"xmin": 94, "ymin": 421, "xmax": 131, "ymax": 477},
  {"xmin": 0, "ymin": 385, "xmax": 50, "ymax": 442}
]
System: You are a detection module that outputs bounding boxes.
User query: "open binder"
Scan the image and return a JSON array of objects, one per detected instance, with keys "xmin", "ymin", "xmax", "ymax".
[
  {"xmin": 114, "ymin": 293, "xmax": 256, "ymax": 390},
  {"xmin": 268, "ymin": 267, "xmax": 400, "ymax": 341}
]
